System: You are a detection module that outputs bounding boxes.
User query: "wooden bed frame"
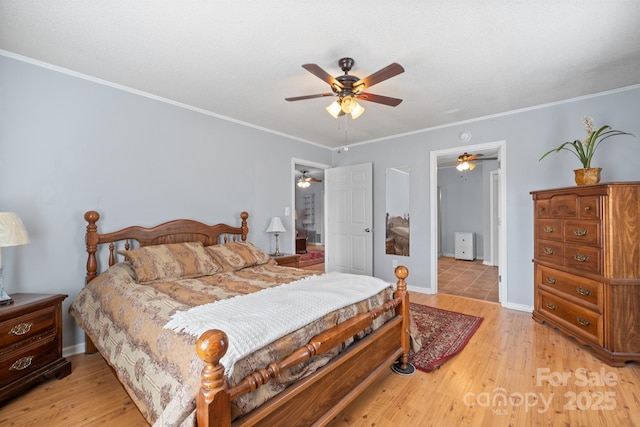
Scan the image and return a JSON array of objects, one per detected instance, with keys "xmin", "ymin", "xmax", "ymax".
[{"xmin": 83, "ymin": 210, "xmax": 413, "ymax": 426}]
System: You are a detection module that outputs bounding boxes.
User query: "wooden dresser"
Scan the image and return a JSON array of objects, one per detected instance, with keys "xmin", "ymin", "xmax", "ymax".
[
  {"xmin": 0, "ymin": 293, "xmax": 72, "ymax": 402},
  {"xmin": 531, "ymin": 182, "xmax": 640, "ymax": 366}
]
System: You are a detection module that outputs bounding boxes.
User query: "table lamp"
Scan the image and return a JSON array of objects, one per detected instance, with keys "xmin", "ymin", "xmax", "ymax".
[
  {"xmin": 266, "ymin": 216, "xmax": 286, "ymax": 256},
  {"xmin": 0, "ymin": 212, "xmax": 30, "ymax": 305}
]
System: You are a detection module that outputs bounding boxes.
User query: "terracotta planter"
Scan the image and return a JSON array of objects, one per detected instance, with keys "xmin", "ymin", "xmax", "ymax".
[{"xmin": 574, "ymin": 168, "xmax": 601, "ymax": 185}]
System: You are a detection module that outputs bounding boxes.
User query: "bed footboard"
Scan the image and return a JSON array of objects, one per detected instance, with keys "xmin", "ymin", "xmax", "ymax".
[{"xmin": 196, "ymin": 266, "xmax": 412, "ymax": 427}]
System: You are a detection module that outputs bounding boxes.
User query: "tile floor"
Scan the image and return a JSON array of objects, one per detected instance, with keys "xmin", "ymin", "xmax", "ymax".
[{"xmin": 438, "ymin": 256, "xmax": 499, "ymax": 302}]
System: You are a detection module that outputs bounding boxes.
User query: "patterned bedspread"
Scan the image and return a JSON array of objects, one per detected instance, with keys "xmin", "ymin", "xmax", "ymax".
[{"xmin": 69, "ymin": 261, "xmax": 395, "ymax": 426}]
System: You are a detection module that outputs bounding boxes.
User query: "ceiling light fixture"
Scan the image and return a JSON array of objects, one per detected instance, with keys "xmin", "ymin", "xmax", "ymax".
[
  {"xmin": 326, "ymin": 96, "xmax": 365, "ymax": 120},
  {"xmin": 297, "ymin": 177, "xmax": 311, "ymax": 188},
  {"xmin": 456, "ymin": 161, "xmax": 476, "ymax": 172}
]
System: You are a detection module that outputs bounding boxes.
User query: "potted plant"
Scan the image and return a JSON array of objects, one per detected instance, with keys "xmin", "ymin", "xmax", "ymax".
[{"xmin": 540, "ymin": 116, "xmax": 634, "ymax": 185}]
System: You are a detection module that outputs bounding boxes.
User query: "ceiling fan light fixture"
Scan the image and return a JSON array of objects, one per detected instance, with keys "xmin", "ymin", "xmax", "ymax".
[
  {"xmin": 350, "ymin": 102, "xmax": 365, "ymax": 119},
  {"xmin": 297, "ymin": 177, "xmax": 311, "ymax": 188},
  {"xmin": 326, "ymin": 101, "xmax": 342, "ymax": 119},
  {"xmin": 340, "ymin": 96, "xmax": 356, "ymax": 113},
  {"xmin": 456, "ymin": 161, "xmax": 476, "ymax": 172}
]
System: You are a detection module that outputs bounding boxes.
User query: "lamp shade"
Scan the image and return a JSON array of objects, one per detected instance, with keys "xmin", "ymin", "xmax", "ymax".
[
  {"xmin": 0, "ymin": 213, "xmax": 30, "ymax": 247},
  {"xmin": 266, "ymin": 217, "xmax": 286, "ymax": 233}
]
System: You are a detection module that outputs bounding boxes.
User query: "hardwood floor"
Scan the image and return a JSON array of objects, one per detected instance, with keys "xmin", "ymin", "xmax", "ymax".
[
  {"xmin": 2, "ymin": 293, "xmax": 639, "ymax": 426},
  {"xmin": 438, "ymin": 256, "xmax": 499, "ymax": 302}
]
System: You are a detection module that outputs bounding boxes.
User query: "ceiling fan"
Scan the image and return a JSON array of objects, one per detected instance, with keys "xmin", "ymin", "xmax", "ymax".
[
  {"xmin": 285, "ymin": 57, "xmax": 404, "ymax": 119},
  {"xmin": 456, "ymin": 152, "xmax": 498, "ymax": 171},
  {"xmin": 297, "ymin": 170, "xmax": 322, "ymax": 188}
]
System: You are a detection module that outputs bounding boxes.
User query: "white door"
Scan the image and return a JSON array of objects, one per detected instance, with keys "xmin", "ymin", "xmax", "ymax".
[{"xmin": 325, "ymin": 163, "xmax": 373, "ymax": 275}]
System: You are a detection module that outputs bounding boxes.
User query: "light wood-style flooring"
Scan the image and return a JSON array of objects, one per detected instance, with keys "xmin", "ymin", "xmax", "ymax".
[
  {"xmin": 2, "ymin": 293, "xmax": 639, "ymax": 426},
  {"xmin": 438, "ymin": 256, "xmax": 499, "ymax": 302}
]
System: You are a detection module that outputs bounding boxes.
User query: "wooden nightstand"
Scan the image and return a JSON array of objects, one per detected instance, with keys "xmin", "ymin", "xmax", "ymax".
[
  {"xmin": 0, "ymin": 293, "xmax": 72, "ymax": 403},
  {"xmin": 271, "ymin": 253, "xmax": 301, "ymax": 268}
]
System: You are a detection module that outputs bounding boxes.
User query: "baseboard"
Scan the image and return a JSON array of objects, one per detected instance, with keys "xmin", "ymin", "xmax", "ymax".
[
  {"xmin": 63, "ymin": 342, "xmax": 85, "ymax": 357},
  {"xmin": 407, "ymin": 284, "xmax": 435, "ymax": 295},
  {"xmin": 502, "ymin": 302, "xmax": 533, "ymax": 313}
]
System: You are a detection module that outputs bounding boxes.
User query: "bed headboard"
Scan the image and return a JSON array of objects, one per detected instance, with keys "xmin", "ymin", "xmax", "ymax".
[{"xmin": 84, "ymin": 210, "xmax": 249, "ymax": 284}]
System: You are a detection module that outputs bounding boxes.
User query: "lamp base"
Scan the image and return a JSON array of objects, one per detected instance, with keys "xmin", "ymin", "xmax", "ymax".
[
  {"xmin": 0, "ymin": 290, "xmax": 13, "ymax": 306},
  {"xmin": 272, "ymin": 251, "xmax": 283, "ymax": 257}
]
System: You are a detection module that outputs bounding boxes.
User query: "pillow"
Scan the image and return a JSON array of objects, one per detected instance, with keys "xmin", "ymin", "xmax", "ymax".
[
  {"xmin": 205, "ymin": 241, "xmax": 272, "ymax": 272},
  {"xmin": 118, "ymin": 241, "xmax": 221, "ymax": 283}
]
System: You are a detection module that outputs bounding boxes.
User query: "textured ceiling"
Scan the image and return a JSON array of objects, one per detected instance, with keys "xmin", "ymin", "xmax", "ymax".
[{"xmin": 1, "ymin": 1, "xmax": 639, "ymax": 149}]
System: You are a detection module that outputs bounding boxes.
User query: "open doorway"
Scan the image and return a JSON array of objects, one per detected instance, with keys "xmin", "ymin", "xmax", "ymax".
[{"xmin": 429, "ymin": 140, "xmax": 507, "ymax": 304}]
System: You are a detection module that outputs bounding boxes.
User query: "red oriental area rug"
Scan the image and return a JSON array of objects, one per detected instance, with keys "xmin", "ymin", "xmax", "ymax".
[
  {"xmin": 410, "ymin": 303, "xmax": 483, "ymax": 372},
  {"xmin": 298, "ymin": 248, "xmax": 324, "ymax": 267}
]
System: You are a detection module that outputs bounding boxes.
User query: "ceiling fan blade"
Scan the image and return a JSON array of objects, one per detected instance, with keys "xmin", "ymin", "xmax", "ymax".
[
  {"xmin": 353, "ymin": 63, "xmax": 404, "ymax": 90},
  {"xmin": 285, "ymin": 93, "xmax": 334, "ymax": 102},
  {"xmin": 302, "ymin": 64, "xmax": 344, "ymax": 90},
  {"xmin": 356, "ymin": 92, "xmax": 403, "ymax": 107}
]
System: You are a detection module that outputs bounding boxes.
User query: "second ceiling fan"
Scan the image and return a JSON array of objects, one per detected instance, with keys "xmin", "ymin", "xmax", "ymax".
[
  {"xmin": 456, "ymin": 152, "xmax": 498, "ymax": 171},
  {"xmin": 285, "ymin": 57, "xmax": 404, "ymax": 119}
]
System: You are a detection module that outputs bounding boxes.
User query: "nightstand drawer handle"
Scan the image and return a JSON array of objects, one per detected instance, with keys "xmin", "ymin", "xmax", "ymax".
[
  {"xmin": 584, "ymin": 206, "xmax": 591, "ymax": 211},
  {"xmin": 545, "ymin": 301, "xmax": 557, "ymax": 310},
  {"xmin": 573, "ymin": 228, "xmax": 588, "ymax": 236},
  {"xmin": 543, "ymin": 247, "xmax": 554, "ymax": 255},
  {"xmin": 576, "ymin": 317, "xmax": 591, "ymax": 327},
  {"xmin": 9, "ymin": 356, "xmax": 33, "ymax": 371},
  {"xmin": 574, "ymin": 253, "xmax": 589, "ymax": 262},
  {"xmin": 9, "ymin": 322, "xmax": 33, "ymax": 336},
  {"xmin": 543, "ymin": 226, "xmax": 555, "ymax": 233},
  {"xmin": 545, "ymin": 276, "xmax": 557, "ymax": 284},
  {"xmin": 576, "ymin": 287, "xmax": 591, "ymax": 296}
]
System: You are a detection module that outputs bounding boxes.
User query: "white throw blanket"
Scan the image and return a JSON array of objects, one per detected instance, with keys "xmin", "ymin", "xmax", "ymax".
[{"xmin": 164, "ymin": 272, "xmax": 392, "ymax": 376}]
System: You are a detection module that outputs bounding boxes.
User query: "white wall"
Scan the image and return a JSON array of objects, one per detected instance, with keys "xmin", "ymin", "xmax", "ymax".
[
  {"xmin": 332, "ymin": 86, "xmax": 640, "ymax": 309},
  {"xmin": 0, "ymin": 55, "xmax": 332, "ymax": 348}
]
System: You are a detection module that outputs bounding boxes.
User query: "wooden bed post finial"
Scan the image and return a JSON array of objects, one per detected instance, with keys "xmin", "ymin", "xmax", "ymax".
[
  {"xmin": 240, "ymin": 211, "xmax": 249, "ymax": 242},
  {"xmin": 196, "ymin": 329, "xmax": 232, "ymax": 427},
  {"xmin": 85, "ymin": 211, "xmax": 100, "ymax": 284}
]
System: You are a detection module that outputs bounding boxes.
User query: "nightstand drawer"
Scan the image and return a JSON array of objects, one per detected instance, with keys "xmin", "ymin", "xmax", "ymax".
[
  {"xmin": 0, "ymin": 306, "xmax": 56, "ymax": 348},
  {"xmin": 272, "ymin": 254, "xmax": 300, "ymax": 268},
  {"xmin": 0, "ymin": 334, "xmax": 57, "ymax": 388}
]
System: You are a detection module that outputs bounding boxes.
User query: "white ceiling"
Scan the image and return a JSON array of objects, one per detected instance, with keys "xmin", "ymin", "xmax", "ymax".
[{"xmin": 2, "ymin": 1, "xmax": 639, "ymax": 149}]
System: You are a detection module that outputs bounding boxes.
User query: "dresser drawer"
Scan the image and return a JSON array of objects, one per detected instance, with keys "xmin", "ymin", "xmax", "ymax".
[
  {"xmin": 549, "ymin": 195, "xmax": 578, "ymax": 218},
  {"xmin": 0, "ymin": 334, "xmax": 58, "ymax": 388},
  {"xmin": 0, "ymin": 306, "xmax": 56, "ymax": 349},
  {"xmin": 536, "ymin": 265, "xmax": 603, "ymax": 311},
  {"xmin": 539, "ymin": 291, "xmax": 602, "ymax": 346},
  {"xmin": 535, "ymin": 240, "xmax": 563, "ymax": 264},
  {"xmin": 564, "ymin": 244, "xmax": 601, "ymax": 274},
  {"xmin": 564, "ymin": 220, "xmax": 601, "ymax": 246},
  {"xmin": 579, "ymin": 196, "xmax": 601, "ymax": 219},
  {"xmin": 535, "ymin": 199, "xmax": 550, "ymax": 218},
  {"xmin": 537, "ymin": 219, "xmax": 563, "ymax": 241}
]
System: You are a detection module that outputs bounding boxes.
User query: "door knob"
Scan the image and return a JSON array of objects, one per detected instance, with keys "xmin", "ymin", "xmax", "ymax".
[{"xmin": 365, "ymin": 228, "xmax": 371, "ymax": 232}]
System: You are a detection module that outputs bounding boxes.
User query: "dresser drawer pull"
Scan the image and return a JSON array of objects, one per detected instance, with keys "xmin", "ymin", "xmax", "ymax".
[
  {"xmin": 573, "ymin": 228, "xmax": 588, "ymax": 236},
  {"xmin": 543, "ymin": 226, "xmax": 555, "ymax": 233},
  {"xmin": 8, "ymin": 322, "xmax": 33, "ymax": 336},
  {"xmin": 545, "ymin": 276, "xmax": 557, "ymax": 284},
  {"xmin": 584, "ymin": 206, "xmax": 591, "ymax": 211},
  {"xmin": 9, "ymin": 356, "xmax": 34, "ymax": 371},
  {"xmin": 576, "ymin": 317, "xmax": 591, "ymax": 327},
  {"xmin": 574, "ymin": 253, "xmax": 589, "ymax": 262},
  {"xmin": 545, "ymin": 301, "xmax": 557, "ymax": 310},
  {"xmin": 576, "ymin": 287, "xmax": 591, "ymax": 296},
  {"xmin": 543, "ymin": 247, "xmax": 555, "ymax": 255}
]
